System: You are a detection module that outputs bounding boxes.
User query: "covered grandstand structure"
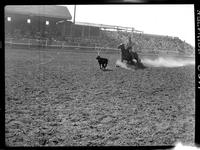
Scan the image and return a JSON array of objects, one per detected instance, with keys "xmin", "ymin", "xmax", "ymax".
[
  {"xmin": 5, "ymin": 5, "xmax": 102, "ymax": 39},
  {"xmin": 5, "ymin": 5, "xmax": 72, "ymax": 39},
  {"xmin": 4, "ymin": 5, "xmax": 194, "ymax": 57}
]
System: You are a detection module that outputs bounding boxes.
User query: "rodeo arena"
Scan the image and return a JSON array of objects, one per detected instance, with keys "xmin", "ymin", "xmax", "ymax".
[{"xmin": 5, "ymin": 5, "xmax": 195, "ymax": 147}]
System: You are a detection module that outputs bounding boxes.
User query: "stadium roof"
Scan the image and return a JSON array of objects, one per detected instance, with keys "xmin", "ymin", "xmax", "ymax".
[
  {"xmin": 5, "ymin": 5, "xmax": 72, "ymax": 20},
  {"xmin": 75, "ymin": 22, "xmax": 144, "ymax": 33}
]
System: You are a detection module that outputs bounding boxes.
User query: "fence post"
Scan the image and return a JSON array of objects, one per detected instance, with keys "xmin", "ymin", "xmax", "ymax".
[
  {"xmin": 29, "ymin": 39, "xmax": 30, "ymax": 49},
  {"xmin": 10, "ymin": 38, "xmax": 13, "ymax": 48},
  {"xmin": 45, "ymin": 39, "xmax": 48, "ymax": 48},
  {"xmin": 62, "ymin": 42, "xmax": 64, "ymax": 49}
]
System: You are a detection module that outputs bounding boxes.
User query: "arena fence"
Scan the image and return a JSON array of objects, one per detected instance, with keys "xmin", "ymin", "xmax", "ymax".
[
  {"xmin": 5, "ymin": 37, "xmax": 194, "ymax": 58},
  {"xmin": 5, "ymin": 38, "xmax": 121, "ymax": 54}
]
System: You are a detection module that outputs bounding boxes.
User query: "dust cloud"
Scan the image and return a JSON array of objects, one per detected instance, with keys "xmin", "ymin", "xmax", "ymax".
[
  {"xmin": 142, "ymin": 57, "xmax": 195, "ymax": 67},
  {"xmin": 116, "ymin": 59, "xmax": 132, "ymax": 70},
  {"xmin": 115, "ymin": 57, "xmax": 194, "ymax": 70}
]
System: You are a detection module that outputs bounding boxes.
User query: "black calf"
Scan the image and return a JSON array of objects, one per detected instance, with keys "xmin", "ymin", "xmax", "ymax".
[{"xmin": 96, "ymin": 56, "xmax": 108, "ymax": 69}]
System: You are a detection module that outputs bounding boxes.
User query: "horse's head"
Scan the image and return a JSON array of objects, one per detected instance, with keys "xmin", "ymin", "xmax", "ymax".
[{"xmin": 118, "ymin": 43, "xmax": 125, "ymax": 50}]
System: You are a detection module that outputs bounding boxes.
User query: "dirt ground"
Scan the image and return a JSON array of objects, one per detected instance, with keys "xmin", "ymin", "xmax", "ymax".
[{"xmin": 5, "ymin": 48, "xmax": 195, "ymax": 146}]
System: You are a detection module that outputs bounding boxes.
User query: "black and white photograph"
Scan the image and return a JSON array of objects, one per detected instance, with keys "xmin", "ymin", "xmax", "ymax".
[{"xmin": 5, "ymin": 5, "xmax": 196, "ymax": 147}]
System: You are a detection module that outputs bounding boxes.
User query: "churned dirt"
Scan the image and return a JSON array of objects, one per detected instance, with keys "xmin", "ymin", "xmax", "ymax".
[{"xmin": 5, "ymin": 48, "xmax": 195, "ymax": 146}]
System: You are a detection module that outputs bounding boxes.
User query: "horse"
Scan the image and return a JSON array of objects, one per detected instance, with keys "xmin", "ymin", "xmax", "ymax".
[
  {"xmin": 118, "ymin": 43, "xmax": 135, "ymax": 64},
  {"xmin": 118, "ymin": 43, "xmax": 145, "ymax": 68}
]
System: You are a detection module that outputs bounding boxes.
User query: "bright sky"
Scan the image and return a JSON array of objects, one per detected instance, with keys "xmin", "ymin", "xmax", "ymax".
[{"xmin": 63, "ymin": 5, "xmax": 195, "ymax": 47}]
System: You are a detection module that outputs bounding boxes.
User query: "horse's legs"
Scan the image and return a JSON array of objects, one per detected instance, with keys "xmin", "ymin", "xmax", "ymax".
[
  {"xmin": 129, "ymin": 52, "xmax": 139, "ymax": 63},
  {"xmin": 134, "ymin": 53, "xmax": 141, "ymax": 63}
]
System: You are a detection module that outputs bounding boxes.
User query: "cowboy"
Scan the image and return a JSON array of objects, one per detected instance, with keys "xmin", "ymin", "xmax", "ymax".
[{"xmin": 126, "ymin": 36, "xmax": 134, "ymax": 52}]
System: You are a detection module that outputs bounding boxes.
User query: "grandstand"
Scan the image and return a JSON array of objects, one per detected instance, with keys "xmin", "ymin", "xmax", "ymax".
[
  {"xmin": 5, "ymin": 5, "xmax": 72, "ymax": 40},
  {"xmin": 5, "ymin": 5, "xmax": 195, "ymax": 57}
]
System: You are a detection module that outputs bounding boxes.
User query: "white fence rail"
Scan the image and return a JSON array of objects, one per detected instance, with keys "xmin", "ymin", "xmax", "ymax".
[{"xmin": 5, "ymin": 38, "xmax": 120, "ymax": 52}]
